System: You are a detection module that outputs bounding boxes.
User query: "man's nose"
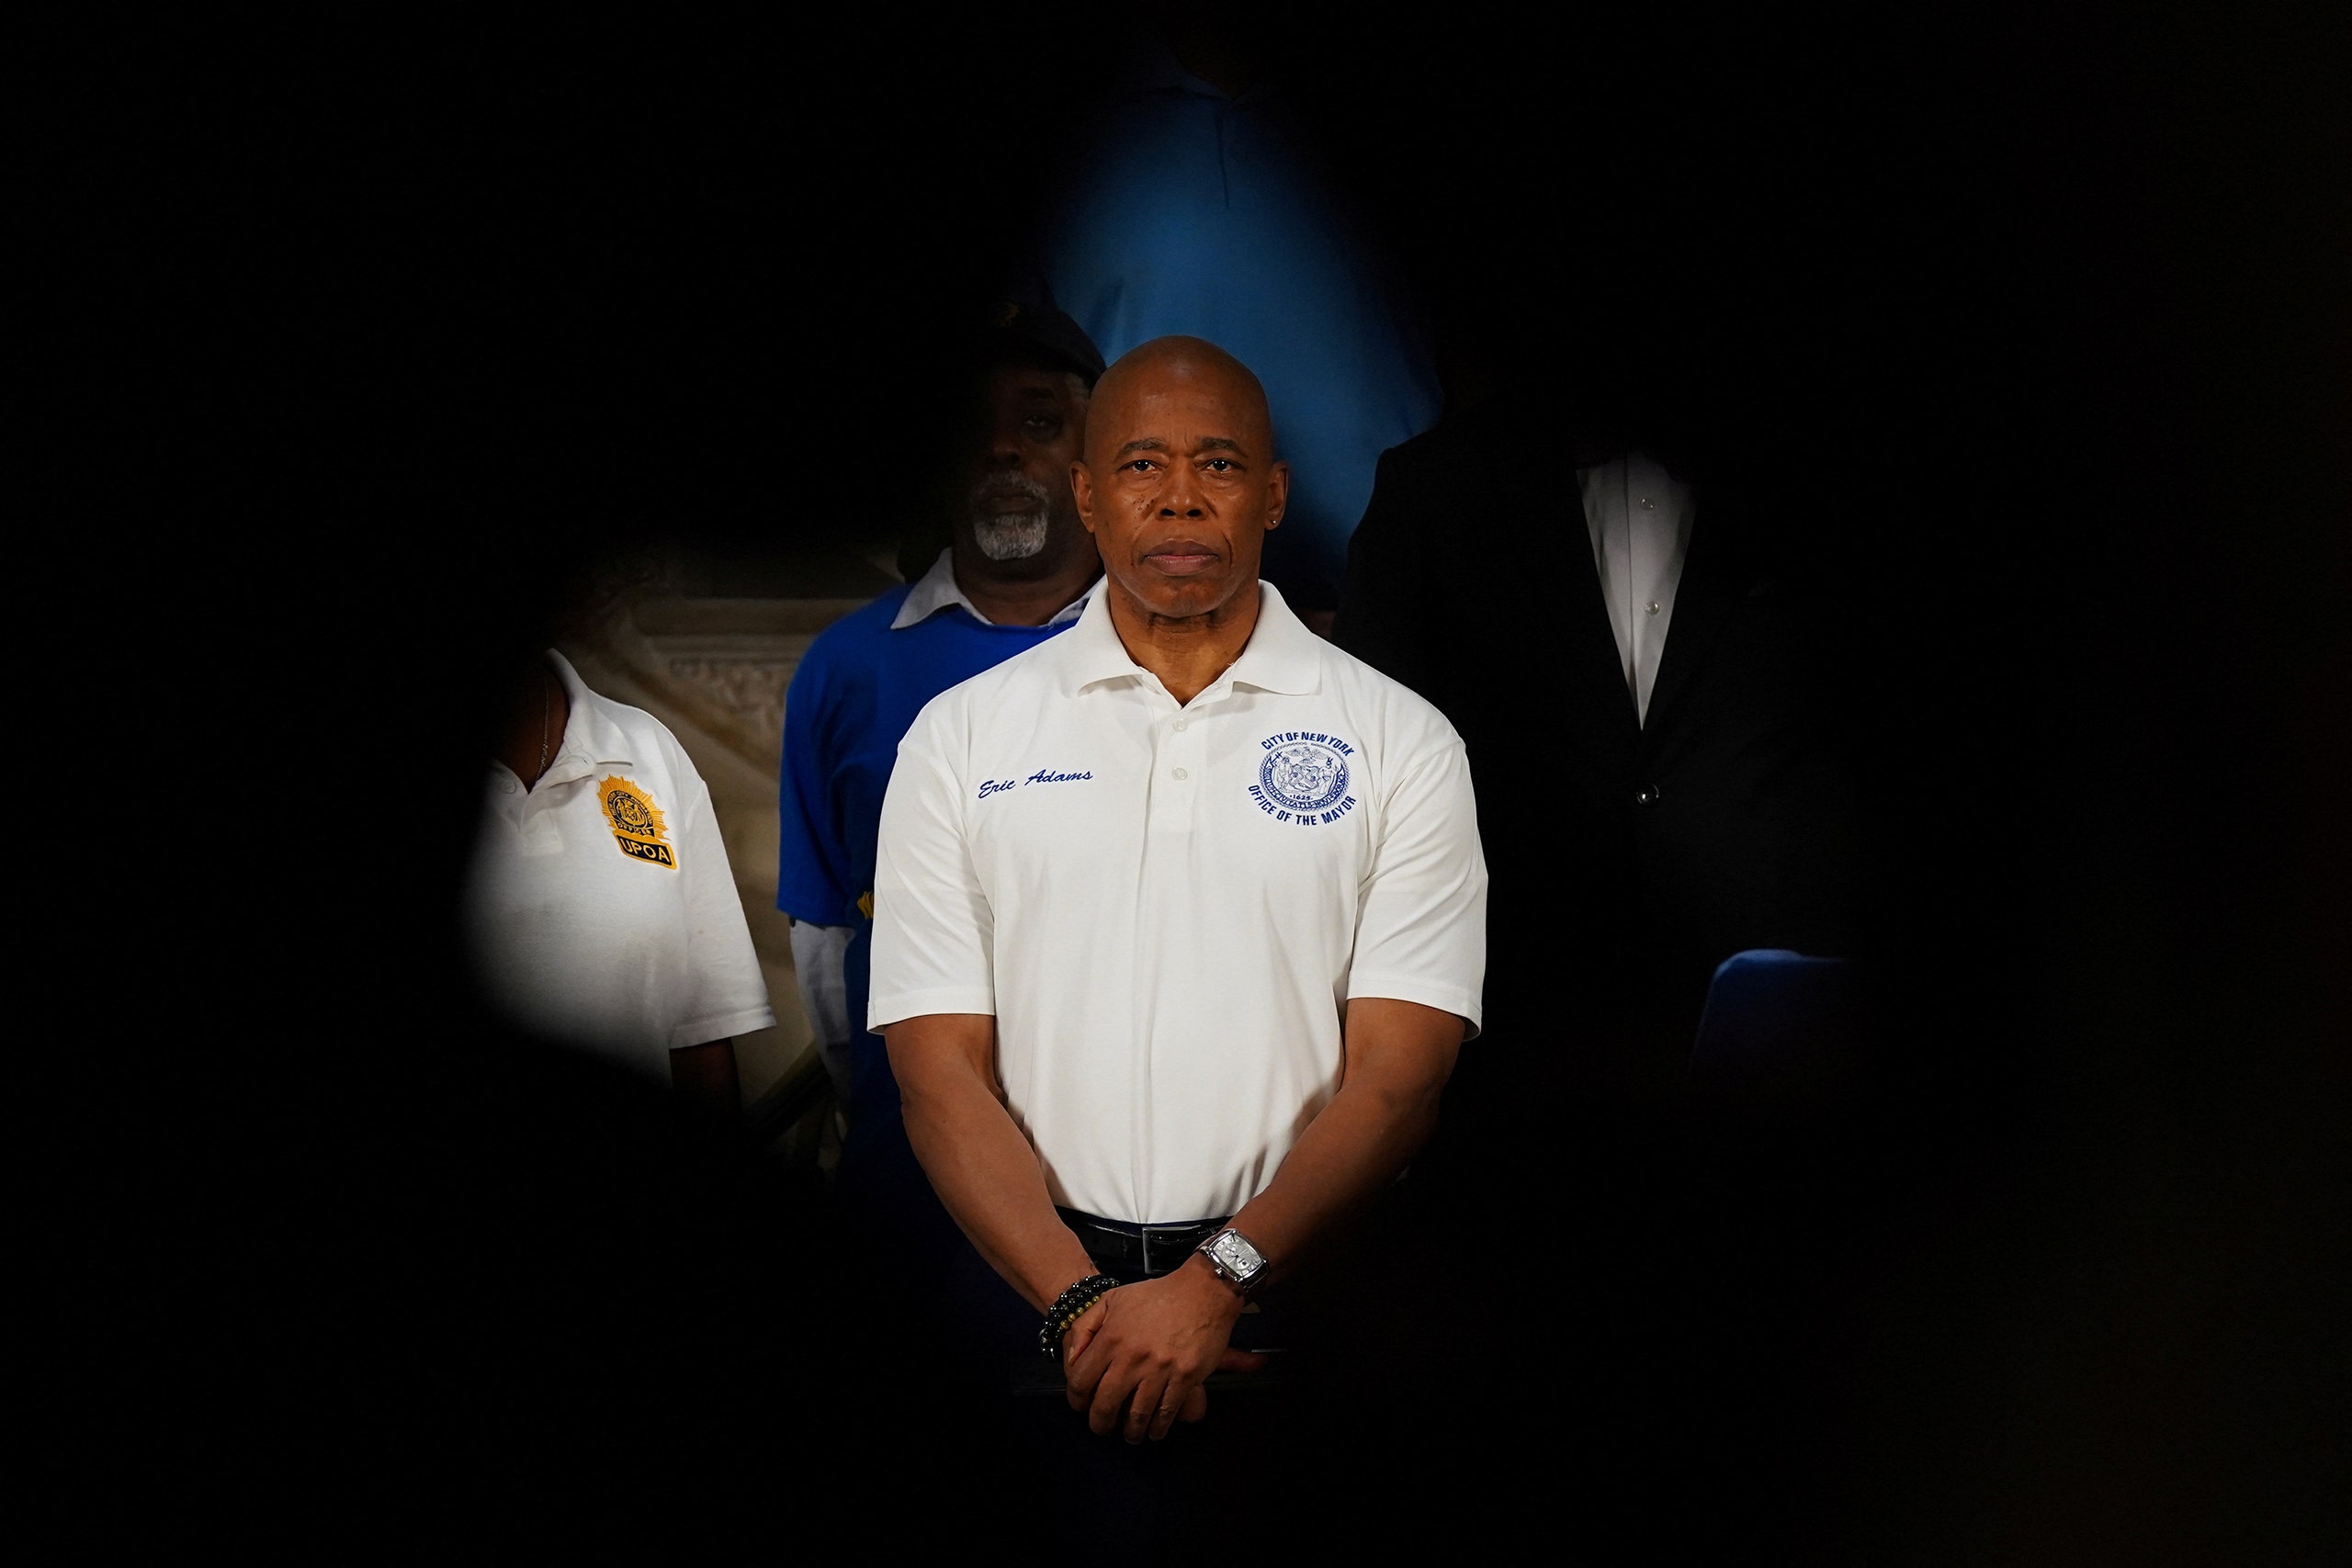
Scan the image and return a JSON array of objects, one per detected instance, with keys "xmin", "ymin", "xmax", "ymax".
[
  {"xmin": 1158, "ymin": 466, "xmax": 1204, "ymax": 518},
  {"xmin": 980, "ymin": 430, "xmax": 1024, "ymax": 470}
]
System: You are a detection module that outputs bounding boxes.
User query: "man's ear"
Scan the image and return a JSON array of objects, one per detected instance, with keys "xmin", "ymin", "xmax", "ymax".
[
  {"xmin": 1263, "ymin": 460, "xmax": 1290, "ymax": 530},
  {"xmin": 1071, "ymin": 461, "xmax": 1097, "ymax": 535}
]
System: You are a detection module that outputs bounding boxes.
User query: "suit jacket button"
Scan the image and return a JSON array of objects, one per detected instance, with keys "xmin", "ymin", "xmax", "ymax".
[{"xmin": 1635, "ymin": 784, "xmax": 1662, "ymax": 807}]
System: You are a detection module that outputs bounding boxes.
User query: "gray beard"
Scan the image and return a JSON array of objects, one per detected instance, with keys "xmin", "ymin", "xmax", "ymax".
[{"xmin": 967, "ymin": 476, "xmax": 1054, "ymax": 561}]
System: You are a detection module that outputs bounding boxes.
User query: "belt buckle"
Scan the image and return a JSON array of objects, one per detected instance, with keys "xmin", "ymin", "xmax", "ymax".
[
  {"xmin": 1102, "ymin": 1219, "xmax": 1146, "ymax": 1279},
  {"xmin": 1141, "ymin": 1220, "xmax": 1207, "ymax": 1279},
  {"xmin": 1065, "ymin": 1212, "xmax": 1221, "ymax": 1280}
]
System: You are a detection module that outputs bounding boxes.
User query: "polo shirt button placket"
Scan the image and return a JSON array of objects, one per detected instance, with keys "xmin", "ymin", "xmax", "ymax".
[
  {"xmin": 488, "ymin": 773, "xmax": 519, "ymax": 831},
  {"xmin": 1173, "ymin": 703, "xmax": 1210, "ymax": 824},
  {"xmin": 1149, "ymin": 696, "xmax": 1203, "ymax": 834}
]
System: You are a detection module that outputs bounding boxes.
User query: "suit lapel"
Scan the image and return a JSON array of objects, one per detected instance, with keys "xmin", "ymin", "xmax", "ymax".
[
  {"xmin": 1571, "ymin": 527, "xmax": 1644, "ymax": 739},
  {"xmin": 1642, "ymin": 493, "xmax": 1747, "ymax": 741},
  {"xmin": 1489, "ymin": 423, "xmax": 1640, "ymax": 739}
]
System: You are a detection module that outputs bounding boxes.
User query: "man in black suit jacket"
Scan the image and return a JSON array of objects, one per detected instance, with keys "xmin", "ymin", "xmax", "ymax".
[
  {"xmin": 1335, "ymin": 387, "xmax": 1860, "ymax": 1117},
  {"xmin": 1332, "ymin": 379, "xmax": 1867, "ymax": 1548}
]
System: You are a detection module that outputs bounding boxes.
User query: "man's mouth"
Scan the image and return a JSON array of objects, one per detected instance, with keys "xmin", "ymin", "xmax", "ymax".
[{"xmin": 1143, "ymin": 540, "xmax": 1219, "ymax": 576}]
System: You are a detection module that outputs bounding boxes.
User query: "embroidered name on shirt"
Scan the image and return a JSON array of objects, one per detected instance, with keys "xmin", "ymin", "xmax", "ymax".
[
  {"xmin": 1251, "ymin": 733, "xmax": 1358, "ymax": 825},
  {"xmin": 598, "ymin": 775, "xmax": 677, "ymax": 867},
  {"xmin": 978, "ymin": 769, "xmax": 1093, "ymax": 800}
]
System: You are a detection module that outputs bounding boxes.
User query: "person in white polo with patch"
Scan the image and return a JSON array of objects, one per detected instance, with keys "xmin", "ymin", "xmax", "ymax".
[
  {"xmin": 870, "ymin": 337, "xmax": 1486, "ymax": 1495},
  {"xmin": 464, "ymin": 648, "xmax": 775, "ymax": 1126}
]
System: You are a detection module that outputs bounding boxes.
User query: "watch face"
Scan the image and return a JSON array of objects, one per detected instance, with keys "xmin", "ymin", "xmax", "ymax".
[{"xmin": 1208, "ymin": 1231, "xmax": 1263, "ymax": 1278}]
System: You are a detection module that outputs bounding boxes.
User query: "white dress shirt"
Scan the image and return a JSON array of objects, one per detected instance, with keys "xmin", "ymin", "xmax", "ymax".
[{"xmin": 1578, "ymin": 451, "xmax": 1694, "ymax": 725}]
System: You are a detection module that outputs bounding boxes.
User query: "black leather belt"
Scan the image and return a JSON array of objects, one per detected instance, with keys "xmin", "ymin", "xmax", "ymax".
[{"xmin": 1056, "ymin": 1207, "xmax": 1227, "ymax": 1281}]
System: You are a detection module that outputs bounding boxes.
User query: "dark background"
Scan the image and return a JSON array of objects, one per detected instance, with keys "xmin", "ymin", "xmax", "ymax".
[{"xmin": 171, "ymin": 6, "xmax": 2347, "ymax": 1557}]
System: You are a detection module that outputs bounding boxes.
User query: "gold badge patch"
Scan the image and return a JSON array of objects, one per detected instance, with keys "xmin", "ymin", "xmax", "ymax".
[{"xmin": 597, "ymin": 775, "xmax": 676, "ymax": 868}]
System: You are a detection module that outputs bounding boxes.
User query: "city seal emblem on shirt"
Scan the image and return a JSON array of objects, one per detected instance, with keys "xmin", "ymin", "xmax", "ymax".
[
  {"xmin": 598, "ymin": 775, "xmax": 677, "ymax": 868},
  {"xmin": 1250, "ymin": 731, "xmax": 1359, "ymax": 824}
]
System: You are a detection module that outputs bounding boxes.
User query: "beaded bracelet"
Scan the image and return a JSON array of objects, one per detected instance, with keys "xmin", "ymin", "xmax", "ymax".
[{"xmin": 1037, "ymin": 1273, "xmax": 1123, "ymax": 1356}]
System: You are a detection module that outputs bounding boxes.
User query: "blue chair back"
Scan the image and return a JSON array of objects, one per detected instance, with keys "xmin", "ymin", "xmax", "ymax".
[{"xmin": 1690, "ymin": 949, "xmax": 1855, "ymax": 1096}]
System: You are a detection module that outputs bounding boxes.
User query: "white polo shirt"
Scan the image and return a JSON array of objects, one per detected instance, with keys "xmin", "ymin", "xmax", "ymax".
[
  {"xmin": 868, "ymin": 582, "xmax": 1486, "ymax": 1225},
  {"xmin": 464, "ymin": 650, "xmax": 776, "ymax": 1078}
]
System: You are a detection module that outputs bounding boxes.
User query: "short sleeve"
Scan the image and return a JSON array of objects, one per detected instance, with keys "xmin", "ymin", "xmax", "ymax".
[
  {"xmin": 775, "ymin": 651, "xmax": 856, "ymax": 925},
  {"xmin": 668, "ymin": 751, "xmax": 779, "ymax": 1050},
  {"xmin": 1346, "ymin": 739, "xmax": 1487, "ymax": 1036},
  {"xmin": 865, "ymin": 721, "xmax": 997, "ymax": 1030}
]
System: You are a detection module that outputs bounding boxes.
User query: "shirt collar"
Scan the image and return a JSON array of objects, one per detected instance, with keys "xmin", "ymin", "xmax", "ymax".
[
  {"xmin": 1057, "ymin": 580, "xmax": 1323, "ymax": 698},
  {"xmin": 889, "ymin": 547, "xmax": 1094, "ymax": 631},
  {"xmin": 539, "ymin": 648, "xmax": 634, "ymax": 782}
]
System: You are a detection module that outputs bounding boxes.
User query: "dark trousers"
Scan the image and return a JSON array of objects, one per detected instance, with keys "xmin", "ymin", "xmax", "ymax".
[{"xmin": 936, "ymin": 1219, "xmax": 1320, "ymax": 1561}]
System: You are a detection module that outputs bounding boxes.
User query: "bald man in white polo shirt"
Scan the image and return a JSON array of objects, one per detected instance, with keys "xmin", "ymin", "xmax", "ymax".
[{"xmin": 870, "ymin": 337, "xmax": 1486, "ymax": 1454}]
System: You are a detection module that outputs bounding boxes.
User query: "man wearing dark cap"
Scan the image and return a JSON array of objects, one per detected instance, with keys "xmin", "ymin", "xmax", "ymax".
[{"xmin": 776, "ymin": 302, "xmax": 1104, "ymax": 1266}]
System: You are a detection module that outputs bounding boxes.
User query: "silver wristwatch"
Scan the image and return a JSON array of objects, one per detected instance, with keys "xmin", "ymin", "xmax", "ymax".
[{"xmin": 1194, "ymin": 1227, "xmax": 1271, "ymax": 1296}]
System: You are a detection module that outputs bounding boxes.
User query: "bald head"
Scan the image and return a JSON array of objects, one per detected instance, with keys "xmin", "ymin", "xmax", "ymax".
[
  {"xmin": 1084, "ymin": 336, "xmax": 1275, "ymax": 470},
  {"xmin": 1071, "ymin": 335, "xmax": 1289, "ymax": 629}
]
